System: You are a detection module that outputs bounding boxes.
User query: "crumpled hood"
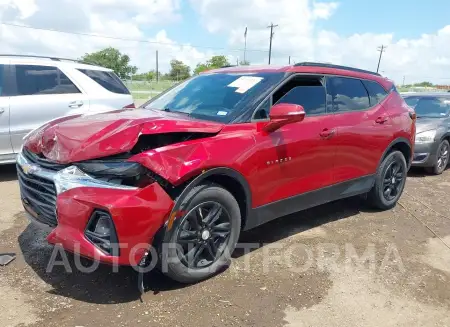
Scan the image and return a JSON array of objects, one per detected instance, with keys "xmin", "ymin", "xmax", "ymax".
[
  {"xmin": 415, "ymin": 117, "xmax": 444, "ymax": 134},
  {"xmin": 24, "ymin": 109, "xmax": 224, "ymax": 163}
]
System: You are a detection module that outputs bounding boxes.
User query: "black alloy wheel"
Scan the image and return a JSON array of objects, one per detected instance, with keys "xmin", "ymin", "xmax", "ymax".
[
  {"xmin": 163, "ymin": 183, "xmax": 241, "ymax": 284},
  {"xmin": 382, "ymin": 161, "xmax": 405, "ymax": 202},
  {"xmin": 367, "ymin": 150, "xmax": 407, "ymax": 210},
  {"xmin": 176, "ymin": 201, "xmax": 231, "ymax": 269}
]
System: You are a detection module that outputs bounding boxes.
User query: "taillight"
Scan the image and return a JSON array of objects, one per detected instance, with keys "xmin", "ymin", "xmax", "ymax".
[{"xmin": 123, "ymin": 103, "xmax": 136, "ymax": 109}]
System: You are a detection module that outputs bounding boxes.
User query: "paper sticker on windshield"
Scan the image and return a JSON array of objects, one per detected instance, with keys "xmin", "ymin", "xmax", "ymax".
[
  {"xmin": 217, "ymin": 111, "xmax": 228, "ymax": 116},
  {"xmin": 228, "ymin": 76, "xmax": 263, "ymax": 93}
]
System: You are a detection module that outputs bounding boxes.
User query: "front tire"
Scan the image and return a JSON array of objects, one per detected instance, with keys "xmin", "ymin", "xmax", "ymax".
[
  {"xmin": 425, "ymin": 140, "xmax": 449, "ymax": 175},
  {"xmin": 367, "ymin": 150, "xmax": 407, "ymax": 210},
  {"xmin": 163, "ymin": 184, "xmax": 241, "ymax": 283}
]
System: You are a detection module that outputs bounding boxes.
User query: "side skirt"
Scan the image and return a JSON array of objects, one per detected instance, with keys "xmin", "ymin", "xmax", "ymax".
[{"xmin": 244, "ymin": 174, "xmax": 375, "ymax": 231}]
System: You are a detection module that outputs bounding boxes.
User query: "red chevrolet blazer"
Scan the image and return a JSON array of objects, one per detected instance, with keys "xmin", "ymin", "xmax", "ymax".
[{"xmin": 17, "ymin": 62, "xmax": 415, "ymax": 283}]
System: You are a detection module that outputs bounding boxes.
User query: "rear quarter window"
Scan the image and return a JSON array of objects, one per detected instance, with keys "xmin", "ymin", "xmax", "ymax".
[{"xmin": 78, "ymin": 69, "xmax": 130, "ymax": 95}]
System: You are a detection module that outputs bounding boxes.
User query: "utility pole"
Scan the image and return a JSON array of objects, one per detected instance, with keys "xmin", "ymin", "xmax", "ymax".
[
  {"xmin": 244, "ymin": 27, "xmax": 247, "ymax": 64},
  {"xmin": 376, "ymin": 45, "xmax": 387, "ymax": 73},
  {"xmin": 267, "ymin": 22, "xmax": 278, "ymax": 65},
  {"xmin": 289, "ymin": 56, "xmax": 291, "ymax": 65},
  {"xmin": 402, "ymin": 75, "xmax": 406, "ymax": 86},
  {"xmin": 236, "ymin": 57, "xmax": 239, "ymax": 66},
  {"xmin": 156, "ymin": 50, "xmax": 159, "ymax": 83}
]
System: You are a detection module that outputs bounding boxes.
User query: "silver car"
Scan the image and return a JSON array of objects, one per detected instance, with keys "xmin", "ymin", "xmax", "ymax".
[
  {"xmin": 0, "ymin": 55, "xmax": 134, "ymax": 164},
  {"xmin": 403, "ymin": 93, "xmax": 450, "ymax": 174}
]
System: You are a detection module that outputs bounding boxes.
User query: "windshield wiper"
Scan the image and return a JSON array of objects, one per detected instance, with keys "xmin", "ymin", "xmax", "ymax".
[{"xmin": 162, "ymin": 107, "xmax": 190, "ymax": 116}]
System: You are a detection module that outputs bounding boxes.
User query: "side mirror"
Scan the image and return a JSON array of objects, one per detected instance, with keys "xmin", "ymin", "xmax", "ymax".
[{"xmin": 264, "ymin": 103, "xmax": 306, "ymax": 132}]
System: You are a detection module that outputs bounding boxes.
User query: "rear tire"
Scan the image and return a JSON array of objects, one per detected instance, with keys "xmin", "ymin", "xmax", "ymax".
[
  {"xmin": 163, "ymin": 183, "xmax": 241, "ymax": 284},
  {"xmin": 425, "ymin": 140, "xmax": 449, "ymax": 175},
  {"xmin": 367, "ymin": 150, "xmax": 407, "ymax": 210}
]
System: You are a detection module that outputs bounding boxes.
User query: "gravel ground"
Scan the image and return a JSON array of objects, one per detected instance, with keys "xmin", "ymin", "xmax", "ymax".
[{"xmin": 1, "ymin": 164, "xmax": 450, "ymax": 327}]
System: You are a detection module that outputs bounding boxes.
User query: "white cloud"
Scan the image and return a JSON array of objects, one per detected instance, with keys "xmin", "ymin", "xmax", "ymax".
[
  {"xmin": 0, "ymin": 0, "xmax": 202, "ymax": 74},
  {"xmin": 191, "ymin": 0, "xmax": 450, "ymax": 84},
  {"xmin": 1, "ymin": 0, "xmax": 450, "ymax": 84}
]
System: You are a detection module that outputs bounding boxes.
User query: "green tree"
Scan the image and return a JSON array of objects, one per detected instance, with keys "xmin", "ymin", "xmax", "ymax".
[
  {"xmin": 169, "ymin": 59, "xmax": 191, "ymax": 80},
  {"xmin": 193, "ymin": 55, "xmax": 231, "ymax": 75},
  {"xmin": 194, "ymin": 63, "xmax": 210, "ymax": 75},
  {"xmin": 207, "ymin": 55, "xmax": 230, "ymax": 68},
  {"xmin": 239, "ymin": 60, "xmax": 250, "ymax": 66},
  {"xmin": 414, "ymin": 81, "xmax": 433, "ymax": 87},
  {"xmin": 81, "ymin": 47, "xmax": 137, "ymax": 79}
]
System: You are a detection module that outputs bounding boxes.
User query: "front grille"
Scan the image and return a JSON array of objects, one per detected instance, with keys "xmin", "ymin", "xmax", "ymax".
[
  {"xmin": 17, "ymin": 149, "xmax": 60, "ymax": 227},
  {"xmin": 22, "ymin": 148, "xmax": 69, "ymax": 171}
]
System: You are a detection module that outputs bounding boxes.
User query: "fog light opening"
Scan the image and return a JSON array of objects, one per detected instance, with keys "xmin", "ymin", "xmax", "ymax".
[{"xmin": 85, "ymin": 210, "xmax": 119, "ymax": 256}]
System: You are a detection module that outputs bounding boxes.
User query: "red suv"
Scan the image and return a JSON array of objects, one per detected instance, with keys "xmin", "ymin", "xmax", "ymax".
[{"xmin": 18, "ymin": 63, "xmax": 415, "ymax": 283}]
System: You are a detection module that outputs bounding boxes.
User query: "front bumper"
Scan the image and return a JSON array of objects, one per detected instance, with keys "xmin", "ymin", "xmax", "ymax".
[
  {"xmin": 17, "ymin": 151, "xmax": 174, "ymax": 265},
  {"xmin": 411, "ymin": 142, "xmax": 439, "ymax": 167}
]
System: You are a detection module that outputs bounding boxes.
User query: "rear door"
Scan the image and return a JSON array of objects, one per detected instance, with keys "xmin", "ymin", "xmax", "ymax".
[
  {"xmin": 326, "ymin": 76, "xmax": 390, "ymax": 184},
  {"xmin": 9, "ymin": 64, "xmax": 89, "ymax": 152},
  {"xmin": 0, "ymin": 63, "xmax": 13, "ymax": 157}
]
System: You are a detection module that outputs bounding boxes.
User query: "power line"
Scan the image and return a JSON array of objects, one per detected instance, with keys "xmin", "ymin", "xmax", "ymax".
[
  {"xmin": 1, "ymin": 22, "xmax": 291, "ymax": 56},
  {"xmin": 376, "ymin": 45, "xmax": 387, "ymax": 73},
  {"xmin": 267, "ymin": 23, "xmax": 279, "ymax": 65}
]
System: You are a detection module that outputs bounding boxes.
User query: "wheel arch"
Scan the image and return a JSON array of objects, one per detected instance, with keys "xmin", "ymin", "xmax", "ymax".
[
  {"xmin": 379, "ymin": 137, "xmax": 412, "ymax": 169},
  {"xmin": 440, "ymin": 132, "xmax": 450, "ymax": 143},
  {"xmin": 162, "ymin": 167, "xmax": 252, "ymax": 244}
]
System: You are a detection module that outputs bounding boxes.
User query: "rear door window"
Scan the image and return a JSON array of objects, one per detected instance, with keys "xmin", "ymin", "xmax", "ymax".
[
  {"xmin": 14, "ymin": 65, "xmax": 80, "ymax": 95},
  {"xmin": 77, "ymin": 69, "xmax": 130, "ymax": 94},
  {"xmin": 362, "ymin": 80, "xmax": 388, "ymax": 106},
  {"xmin": 326, "ymin": 77, "xmax": 370, "ymax": 112}
]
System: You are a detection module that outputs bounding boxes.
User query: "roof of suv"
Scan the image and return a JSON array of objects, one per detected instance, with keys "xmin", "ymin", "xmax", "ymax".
[
  {"xmin": 208, "ymin": 62, "xmax": 394, "ymax": 90},
  {"xmin": 0, "ymin": 54, "xmax": 111, "ymax": 71}
]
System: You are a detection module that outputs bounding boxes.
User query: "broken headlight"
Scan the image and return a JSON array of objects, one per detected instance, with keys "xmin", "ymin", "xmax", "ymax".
[{"xmin": 74, "ymin": 161, "xmax": 155, "ymax": 187}]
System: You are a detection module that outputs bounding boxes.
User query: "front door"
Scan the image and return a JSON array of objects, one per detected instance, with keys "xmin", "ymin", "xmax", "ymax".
[{"xmin": 250, "ymin": 75, "xmax": 336, "ymax": 209}]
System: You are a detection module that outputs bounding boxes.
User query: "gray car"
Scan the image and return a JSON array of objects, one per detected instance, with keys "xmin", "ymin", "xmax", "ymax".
[{"xmin": 402, "ymin": 93, "xmax": 450, "ymax": 174}]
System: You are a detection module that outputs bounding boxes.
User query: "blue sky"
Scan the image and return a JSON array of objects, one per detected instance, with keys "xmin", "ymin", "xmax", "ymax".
[
  {"xmin": 2, "ymin": 0, "xmax": 450, "ymax": 83},
  {"xmin": 320, "ymin": 0, "xmax": 450, "ymax": 38},
  {"xmin": 159, "ymin": 0, "xmax": 450, "ymax": 51}
]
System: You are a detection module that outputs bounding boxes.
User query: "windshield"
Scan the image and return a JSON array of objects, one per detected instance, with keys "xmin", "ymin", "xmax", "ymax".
[
  {"xmin": 143, "ymin": 72, "xmax": 286, "ymax": 123},
  {"xmin": 404, "ymin": 96, "xmax": 450, "ymax": 118}
]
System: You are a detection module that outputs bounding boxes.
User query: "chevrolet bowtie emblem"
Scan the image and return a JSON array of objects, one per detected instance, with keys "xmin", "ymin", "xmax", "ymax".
[{"xmin": 21, "ymin": 163, "xmax": 38, "ymax": 175}]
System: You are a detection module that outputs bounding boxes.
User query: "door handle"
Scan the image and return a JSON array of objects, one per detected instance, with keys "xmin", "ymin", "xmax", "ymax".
[
  {"xmin": 320, "ymin": 128, "xmax": 335, "ymax": 139},
  {"xmin": 68, "ymin": 101, "xmax": 83, "ymax": 108},
  {"xmin": 0, "ymin": 108, "xmax": 5, "ymax": 114},
  {"xmin": 375, "ymin": 116, "xmax": 388, "ymax": 124}
]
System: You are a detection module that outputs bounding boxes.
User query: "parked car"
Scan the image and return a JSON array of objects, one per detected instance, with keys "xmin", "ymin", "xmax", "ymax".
[
  {"xmin": 17, "ymin": 62, "xmax": 415, "ymax": 283},
  {"xmin": 402, "ymin": 92, "xmax": 450, "ymax": 174},
  {"xmin": 0, "ymin": 54, "xmax": 134, "ymax": 164}
]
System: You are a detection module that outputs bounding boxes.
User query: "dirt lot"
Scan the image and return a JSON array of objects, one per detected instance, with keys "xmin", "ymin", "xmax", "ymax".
[{"xmin": 1, "ymin": 164, "xmax": 450, "ymax": 327}]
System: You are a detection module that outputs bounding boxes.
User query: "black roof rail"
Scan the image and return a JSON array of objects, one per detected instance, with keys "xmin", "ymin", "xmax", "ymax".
[
  {"xmin": 294, "ymin": 62, "xmax": 381, "ymax": 76},
  {"xmin": 0, "ymin": 54, "xmax": 83, "ymax": 63}
]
